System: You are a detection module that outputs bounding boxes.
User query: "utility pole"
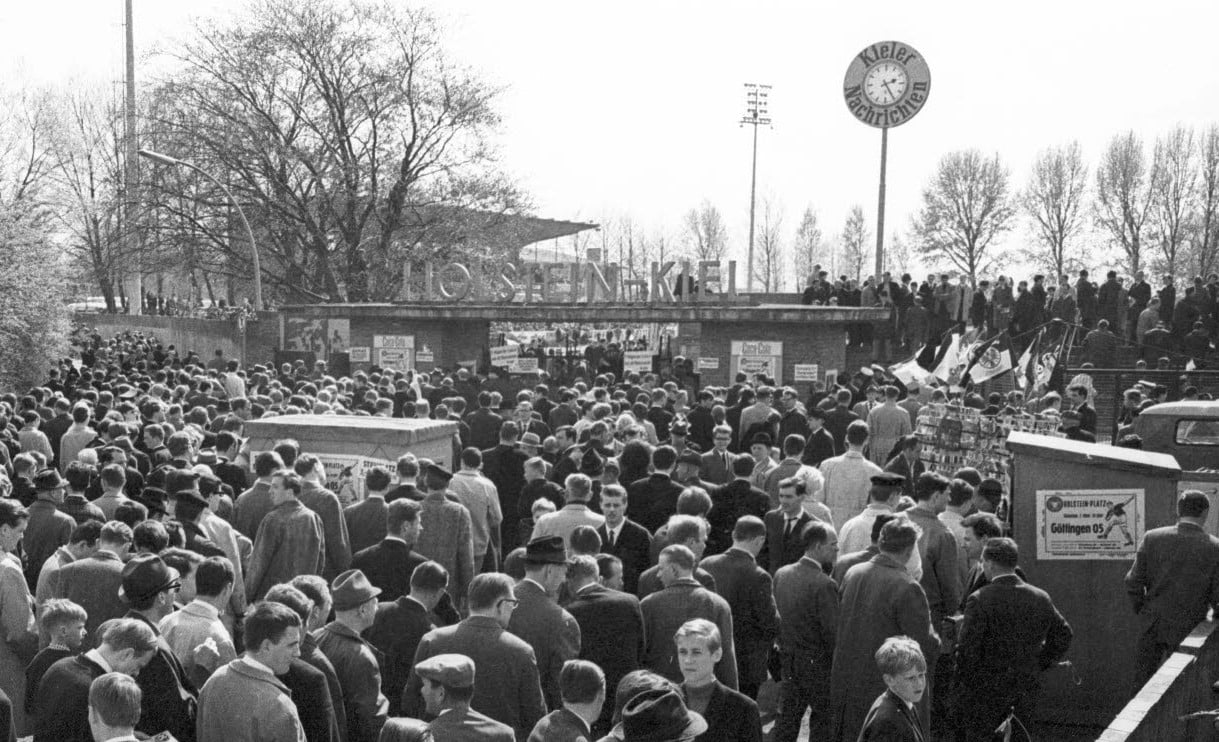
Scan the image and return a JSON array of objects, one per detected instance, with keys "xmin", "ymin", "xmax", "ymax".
[
  {"xmin": 123, "ymin": 0, "xmax": 140, "ymax": 313},
  {"xmin": 741, "ymin": 83, "xmax": 771, "ymax": 294}
]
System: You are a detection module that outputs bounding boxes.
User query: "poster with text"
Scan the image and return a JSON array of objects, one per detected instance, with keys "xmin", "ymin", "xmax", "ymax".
[
  {"xmin": 1036, "ymin": 488, "xmax": 1144, "ymax": 560},
  {"xmin": 731, "ymin": 340, "xmax": 783, "ymax": 384}
]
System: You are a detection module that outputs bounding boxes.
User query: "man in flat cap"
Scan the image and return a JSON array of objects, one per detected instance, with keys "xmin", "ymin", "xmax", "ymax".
[
  {"xmin": 315, "ymin": 569, "xmax": 389, "ymax": 742},
  {"xmin": 414, "ymin": 461, "xmax": 475, "ymax": 608},
  {"xmin": 416, "ymin": 654, "xmax": 514, "ymax": 742},
  {"xmin": 508, "ymin": 537, "xmax": 581, "ymax": 712}
]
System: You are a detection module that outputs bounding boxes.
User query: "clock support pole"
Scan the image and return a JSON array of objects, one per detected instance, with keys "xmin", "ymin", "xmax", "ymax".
[{"xmin": 875, "ymin": 126, "xmax": 888, "ymax": 279}]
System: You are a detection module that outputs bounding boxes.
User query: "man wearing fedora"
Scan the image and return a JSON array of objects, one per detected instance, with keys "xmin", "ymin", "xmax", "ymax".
[
  {"xmin": 508, "ymin": 536, "xmax": 581, "ymax": 713},
  {"xmin": 24, "ymin": 469, "xmax": 75, "ymax": 589},
  {"xmin": 403, "ymin": 573, "xmax": 545, "ymax": 740},
  {"xmin": 414, "ymin": 462, "xmax": 475, "ymax": 608},
  {"xmin": 618, "ymin": 687, "xmax": 707, "ymax": 742},
  {"xmin": 416, "ymin": 653, "xmax": 513, "ymax": 741},
  {"xmin": 121, "ymin": 554, "xmax": 199, "ymax": 742},
  {"xmin": 245, "ymin": 470, "xmax": 325, "ymax": 602},
  {"xmin": 315, "ymin": 569, "xmax": 389, "ymax": 742}
]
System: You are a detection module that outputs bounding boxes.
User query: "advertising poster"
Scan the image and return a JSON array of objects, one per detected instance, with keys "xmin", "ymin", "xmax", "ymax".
[
  {"xmin": 731, "ymin": 341, "xmax": 783, "ymax": 384},
  {"xmin": 623, "ymin": 350, "xmax": 654, "ymax": 375},
  {"xmin": 348, "ymin": 347, "xmax": 371, "ymax": 363},
  {"xmin": 697, "ymin": 357, "xmax": 719, "ymax": 370},
  {"xmin": 284, "ymin": 318, "xmax": 328, "ymax": 356},
  {"xmin": 373, "ymin": 335, "xmax": 414, "ymax": 372},
  {"xmin": 250, "ymin": 453, "xmax": 394, "ymax": 503},
  {"xmin": 508, "ymin": 357, "xmax": 539, "ymax": 374},
  {"xmin": 490, "ymin": 345, "xmax": 519, "ymax": 368},
  {"xmin": 327, "ymin": 319, "xmax": 350, "ymax": 356},
  {"xmin": 1036, "ymin": 488, "xmax": 1144, "ymax": 560}
]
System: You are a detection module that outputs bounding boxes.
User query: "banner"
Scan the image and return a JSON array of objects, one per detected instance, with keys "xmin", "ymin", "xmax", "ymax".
[
  {"xmin": 490, "ymin": 345, "xmax": 519, "ymax": 367},
  {"xmin": 965, "ymin": 332, "xmax": 1014, "ymax": 384},
  {"xmin": 1036, "ymin": 488, "xmax": 1144, "ymax": 560},
  {"xmin": 508, "ymin": 357, "xmax": 539, "ymax": 374},
  {"xmin": 697, "ymin": 357, "xmax": 719, "ymax": 370}
]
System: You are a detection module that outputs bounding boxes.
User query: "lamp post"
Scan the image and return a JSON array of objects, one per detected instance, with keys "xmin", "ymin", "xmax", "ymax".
[
  {"xmin": 138, "ymin": 149, "xmax": 263, "ymax": 312},
  {"xmin": 741, "ymin": 83, "xmax": 772, "ymax": 295}
]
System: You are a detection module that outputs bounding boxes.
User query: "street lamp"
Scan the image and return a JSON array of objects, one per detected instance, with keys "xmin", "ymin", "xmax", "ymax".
[{"xmin": 138, "ymin": 149, "xmax": 263, "ymax": 311}]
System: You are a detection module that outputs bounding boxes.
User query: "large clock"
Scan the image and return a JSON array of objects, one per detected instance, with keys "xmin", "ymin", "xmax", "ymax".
[{"xmin": 843, "ymin": 41, "xmax": 931, "ymax": 129}]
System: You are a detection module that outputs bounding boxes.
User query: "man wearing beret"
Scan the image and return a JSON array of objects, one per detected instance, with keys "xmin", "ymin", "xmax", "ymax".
[
  {"xmin": 315, "ymin": 569, "xmax": 389, "ymax": 742},
  {"xmin": 416, "ymin": 654, "xmax": 513, "ymax": 742},
  {"xmin": 508, "ymin": 537, "xmax": 582, "ymax": 711}
]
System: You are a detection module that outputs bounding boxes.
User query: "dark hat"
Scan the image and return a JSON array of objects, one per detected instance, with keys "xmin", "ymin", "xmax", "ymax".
[
  {"xmin": 520, "ymin": 432, "xmax": 542, "ymax": 449},
  {"xmin": 32, "ymin": 469, "xmax": 66, "ymax": 492},
  {"xmin": 421, "ymin": 461, "xmax": 453, "ymax": 483},
  {"xmin": 414, "ymin": 653, "xmax": 476, "ymax": 688},
  {"xmin": 677, "ymin": 450, "xmax": 702, "ymax": 468},
  {"xmin": 620, "ymin": 688, "xmax": 707, "ymax": 742},
  {"xmin": 669, "ymin": 420, "xmax": 690, "ymax": 435},
  {"xmin": 120, "ymin": 554, "xmax": 181, "ymax": 603},
  {"xmin": 579, "ymin": 448, "xmax": 604, "ymax": 476},
  {"xmin": 978, "ymin": 478, "xmax": 1004, "ymax": 497},
  {"xmin": 330, "ymin": 569, "xmax": 382, "ymax": 611},
  {"xmin": 748, "ymin": 433, "xmax": 773, "ymax": 448},
  {"xmin": 195, "ymin": 448, "xmax": 219, "ymax": 466},
  {"xmin": 870, "ymin": 472, "xmax": 905, "ymax": 487},
  {"xmin": 137, "ymin": 487, "xmax": 168, "ymax": 516},
  {"xmin": 524, "ymin": 535, "xmax": 568, "ymax": 565},
  {"xmin": 165, "ymin": 469, "xmax": 200, "ymax": 496}
]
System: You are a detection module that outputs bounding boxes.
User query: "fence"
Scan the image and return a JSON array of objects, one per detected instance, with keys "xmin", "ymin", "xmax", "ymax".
[{"xmin": 1060, "ymin": 368, "xmax": 1219, "ymax": 444}]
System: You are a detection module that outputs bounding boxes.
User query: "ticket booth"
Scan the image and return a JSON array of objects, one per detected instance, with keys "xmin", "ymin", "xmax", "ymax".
[{"xmin": 1005, "ymin": 432, "xmax": 1182, "ymax": 726}]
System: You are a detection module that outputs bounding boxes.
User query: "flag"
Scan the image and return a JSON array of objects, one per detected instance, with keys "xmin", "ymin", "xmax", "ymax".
[
  {"xmin": 1187, "ymin": 358, "xmax": 1197, "ymax": 371},
  {"xmin": 889, "ymin": 357, "xmax": 936, "ymax": 387},
  {"xmin": 965, "ymin": 332, "xmax": 1014, "ymax": 384},
  {"xmin": 930, "ymin": 333, "xmax": 963, "ymax": 382},
  {"xmin": 1016, "ymin": 330, "xmax": 1043, "ymax": 390}
]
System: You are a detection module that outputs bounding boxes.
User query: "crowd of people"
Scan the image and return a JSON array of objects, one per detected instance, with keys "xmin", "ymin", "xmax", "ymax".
[
  {"xmin": 800, "ymin": 265, "xmax": 1219, "ymax": 368},
  {"xmin": 0, "ymin": 321, "xmax": 1212, "ymax": 742}
]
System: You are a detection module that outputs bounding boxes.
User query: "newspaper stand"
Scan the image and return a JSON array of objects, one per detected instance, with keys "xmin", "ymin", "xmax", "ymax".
[
  {"xmin": 1005, "ymin": 431, "xmax": 1181, "ymax": 726},
  {"xmin": 244, "ymin": 414, "xmax": 457, "ymax": 501}
]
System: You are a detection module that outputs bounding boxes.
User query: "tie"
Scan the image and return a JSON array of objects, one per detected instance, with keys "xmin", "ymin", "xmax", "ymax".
[
  {"xmin": 608, "ymin": 528, "xmax": 617, "ymax": 547},
  {"xmin": 784, "ymin": 518, "xmax": 796, "ymax": 539}
]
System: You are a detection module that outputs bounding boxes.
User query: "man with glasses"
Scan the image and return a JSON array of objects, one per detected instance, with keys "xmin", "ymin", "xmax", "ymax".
[
  {"xmin": 120, "ymin": 553, "xmax": 199, "ymax": 742},
  {"xmin": 699, "ymin": 426, "xmax": 737, "ymax": 486},
  {"xmin": 403, "ymin": 573, "xmax": 545, "ymax": 739}
]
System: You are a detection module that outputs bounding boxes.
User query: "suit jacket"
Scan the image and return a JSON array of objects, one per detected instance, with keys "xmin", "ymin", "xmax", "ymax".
[
  {"xmin": 800, "ymin": 427, "xmax": 837, "ymax": 468},
  {"xmin": 527, "ymin": 707, "xmax": 591, "ymax": 742},
  {"xmin": 760, "ymin": 509, "xmax": 812, "ymax": 575},
  {"xmin": 278, "ymin": 658, "xmax": 341, "ymax": 742},
  {"xmin": 404, "ymin": 615, "xmax": 546, "ymax": 741},
  {"xmin": 32, "ymin": 653, "xmax": 105, "ymax": 742},
  {"xmin": 23, "ymin": 498, "xmax": 74, "ymax": 589},
  {"xmin": 343, "ymin": 497, "xmax": 388, "ymax": 554},
  {"xmin": 774, "ymin": 556, "xmax": 838, "ymax": 664},
  {"xmin": 636, "ymin": 565, "xmax": 716, "ymax": 599},
  {"xmin": 414, "ymin": 492, "xmax": 475, "ymax": 605},
  {"xmin": 508, "ymin": 579, "xmax": 581, "ymax": 712},
  {"xmin": 957, "ymin": 574, "xmax": 1072, "ymax": 688},
  {"xmin": 597, "ymin": 519, "xmax": 652, "ymax": 595},
  {"xmin": 314, "ymin": 621, "xmax": 389, "ymax": 742},
  {"xmin": 299, "ymin": 633, "xmax": 348, "ymax": 742},
  {"xmin": 431, "ymin": 706, "xmax": 515, "ymax": 742},
  {"xmin": 1125, "ymin": 521, "xmax": 1219, "ymax": 645},
  {"xmin": 565, "ymin": 584, "xmax": 643, "ymax": 731},
  {"xmin": 365, "ymin": 595, "xmax": 434, "ymax": 717},
  {"xmin": 698, "ymin": 548, "xmax": 778, "ymax": 660},
  {"xmin": 902, "ymin": 507, "xmax": 961, "ymax": 624},
  {"xmin": 466, "ymin": 408, "xmax": 506, "ymax": 450},
  {"xmin": 829, "ymin": 555, "xmax": 939, "ymax": 742},
  {"xmin": 684, "ymin": 681, "xmax": 762, "ymax": 742},
  {"xmin": 298, "ymin": 482, "xmax": 353, "ymax": 580},
  {"xmin": 482, "ymin": 444, "xmax": 529, "ymax": 547},
  {"xmin": 626, "ymin": 473, "xmax": 684, "ymax": 533},
  {"xmin": 856, "ymin": 690, "xmax": 927, "ymax": 742},
  {"xmin": 352, "ymin": 538, "xmax": 426, "ymax": 603},
  {"xmin": 127, "ymin": 611, "xmax": 198, "ymax": 742},
  {"xmin": 232, "ymin": 481, "xmax": 274, "ymax": 539},
  {"xmin": 640, "ymin": 577, "xmax": 739, "ymax": 690},
  {"xmin": 699, "ymin": 449, "xmax": 738, "ymax": 486},
  {"xmin": 51, "ymin": 551, "xmax": 127, "ymax": 649},
  {"xmin": 706, "ymin": 480, "xmax": 770, "ymax": 557}
]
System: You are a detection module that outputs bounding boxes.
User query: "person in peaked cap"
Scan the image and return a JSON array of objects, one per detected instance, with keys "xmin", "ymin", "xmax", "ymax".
[
  {"xmin": 415, "ymin": 653, "xmax": 514, "ymax": 741},
  {"xmin": 165, "ymin": 469, "xmax": 227, "ymax": 560},
  {"xmin": 619, "ymin": 687, "xmax": 708, "ymax": 742},
  {"xmin": 120, "ymin": 553, "xmax": 199, "ymax": 742},
  {"xmin": 508, "ymin": 536, "xmax": 582, "ymax": 711},
  {"xmin": 315, "ymin": 569, "xmax": 389, "ymax": 742}
]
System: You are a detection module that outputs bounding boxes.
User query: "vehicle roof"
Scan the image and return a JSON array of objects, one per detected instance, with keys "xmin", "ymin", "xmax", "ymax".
[{"xmin": 1137, "ymin": 401, "xmax": 1219, "ymax": 419}]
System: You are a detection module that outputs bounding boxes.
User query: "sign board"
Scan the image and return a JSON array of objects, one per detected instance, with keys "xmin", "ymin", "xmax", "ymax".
[
  {"xmin": 730, "ymin": 341, "xmax": 783, "ymax": 384},
  {"xmin": 490, "ymin": 345, "xmax": 518, "ymax": 368},
  {"xmin": 508, "ymin": 357, "xmax": 539, "ymax": 374},
  {"xmin": 1036, "ymin": 489, "xmax": 1145, "ymax": 560},
  {"xmin": 348, "ymin": 347, "xmax": 371, "ymax": 363},
  {"xmin": 415, "ymin": 351, "xmax": 434, "ymax": 364},
  {"xmin": 374, "ymin": 335, "xmax": 414, "ymax": 349},
  {"xmin": 378, "ymin": 348, "xmax": 411, "ymax": 372},
  {"xmin": 825, "ymin": 369, "xmax": 839, "ymax": 388},
  {"xmin": 623, "ymin": 350, "xmax": 654, "ymax": 375},
  {"xmin": 843, "ymin": 41, "xmax": 931, "ymax": 129},
  {"xmin": 697, "ymin": 357, "xmax": 719, "ymax": 371},
  {"xmin": 793, "ymin": 364, "xmax": 820, "ymax": 382}
]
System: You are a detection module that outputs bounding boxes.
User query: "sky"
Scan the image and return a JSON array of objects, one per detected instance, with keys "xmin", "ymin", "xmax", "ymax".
[{"xmin": 5, "ymin": 0, "xmax": 1219, "ymax": 285}]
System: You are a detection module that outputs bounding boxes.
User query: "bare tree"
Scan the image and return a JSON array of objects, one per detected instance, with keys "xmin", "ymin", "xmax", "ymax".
[
  {"xmin": 911, "ymin": 150, "xmax": 1015, "ymax": 285},
  {"xmin": 1022, "ymin": 141, "xmax": 1088, "ymax": 281},
  {"xmin": 1148, "ymin": 125, "xmax": 1199, "ymax": 280},
  {"xmin": 753, "ymin": 194, "xmax": 784, "ymax": 292},
  {"xmin": 885, "ymin": 231, "xmax": 914, "ymax": 275},
  {"xmin": 1190, "ymin": 124, "xmax": 1219, "ymax": 278},
  {"xmin": 791, "ymin": 205, "xmax": 824, "ymax": 288},
  {"xmin": 682, "ymin": 199, "xmax": 729, "ymax": 262},
  {"xmin": 840, "ymin": 204, "xmax": 870, "ymax": 283},
  {"xmin": 1095, "ymin": 131, "xmax": 1154, "ymax": 274}
]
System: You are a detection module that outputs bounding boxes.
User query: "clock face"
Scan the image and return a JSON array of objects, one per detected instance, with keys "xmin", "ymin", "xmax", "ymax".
[{"xmin": 863, "ymin": 62, "xmax": 908, "ymax": 106}]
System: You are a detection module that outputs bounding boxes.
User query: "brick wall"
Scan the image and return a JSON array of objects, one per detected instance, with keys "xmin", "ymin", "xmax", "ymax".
[
  {"xmin": 694, "ymin": 320, "xmax": 848, "ymax": 388},
  {"xmin": 341, "ymin": 316, "xmax": 491, "ymax": 372}
]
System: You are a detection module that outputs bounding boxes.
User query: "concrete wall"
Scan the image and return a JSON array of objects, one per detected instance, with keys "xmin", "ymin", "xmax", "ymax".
[{"xmin": 75, "ymin": 312, "xmax": 280, "ymax": 366}]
